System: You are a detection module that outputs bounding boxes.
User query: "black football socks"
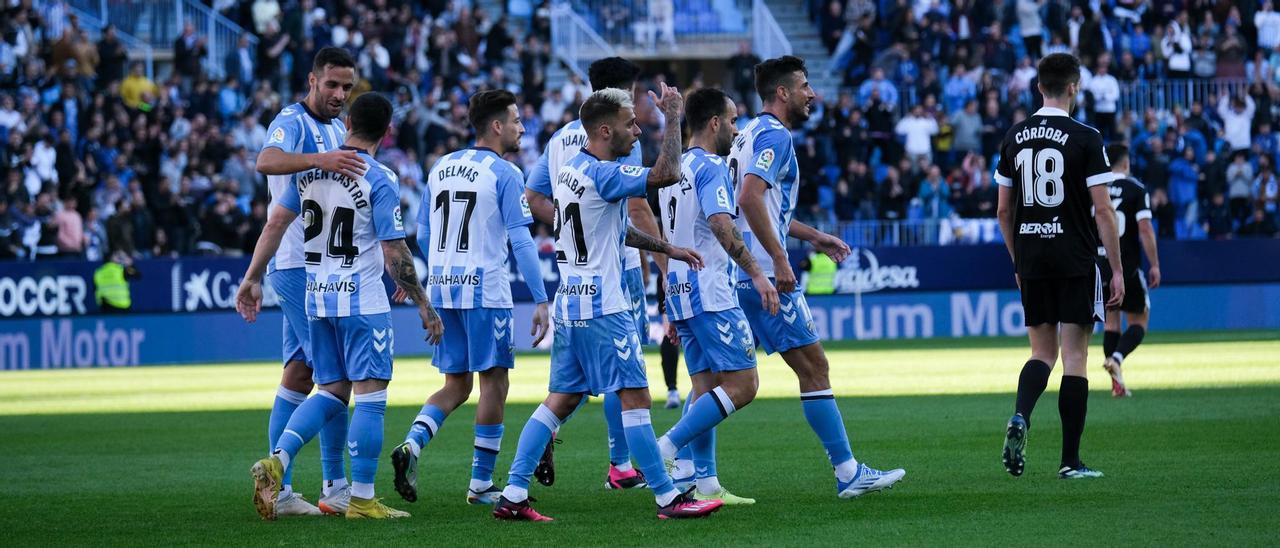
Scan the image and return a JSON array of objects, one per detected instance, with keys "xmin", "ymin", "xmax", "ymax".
[
  {"xmin": 1058, "ymin": 375, "xmax": 1089, "ymax": 469},
  {"xmin": 1015, "ymin": 359, "xmax": 1053, "ymax": 428},
  {"xmin": 1103, "ymin": 330, "xmax": 1120, "ymax": 361},
  {"xmin": 1114, "ymin": 325, "xmax": 1146, "ymax": 363}
]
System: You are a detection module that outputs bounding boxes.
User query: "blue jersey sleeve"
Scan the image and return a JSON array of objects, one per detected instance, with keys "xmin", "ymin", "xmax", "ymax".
[
  {"xmin": 369, "ymin": 165, "xmax": 406, "ymax": 241},
  {"xmin": 263, "ymin": 111, "xmax": 303, "ymax": 153},
  {"xmin": 744, "ymin": 128, "xmax": 791, "ymax": 188},
  {"xmin": 596, "ymin": 162, "xmax": 650, "ymax": 203},
  {"xmin": 694, "ymin": 157, "xmax": 736, "ymax": 219},
  {"xmin": 497, "ymin": 163, "xmax": 535, "ymax": 229},
  {"xmin": 525, "ymin": 147, "xmax": 553, "ymax": 197},
  {"xmin": 277, "ymin": 180, "xmax": 301, "ymax": 214}
]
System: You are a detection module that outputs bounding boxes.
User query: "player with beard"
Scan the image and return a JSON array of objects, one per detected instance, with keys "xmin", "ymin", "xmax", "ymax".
[
  {"xmin": 388, "ymin": 90, "xmax": 553, "ymax": 506},
  {"xmin": 730, "ymin": 55, "xmax": 906, "ymax": 498}
]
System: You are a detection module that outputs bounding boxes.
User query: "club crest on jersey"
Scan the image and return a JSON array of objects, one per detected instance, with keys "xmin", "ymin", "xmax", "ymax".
[
  {"xmin": 620, "ymin": 165, "xmax": 644, "ymax": 177},
  {"xmin": 755, "ymin": 149, "xmax": 775, "ymax": 171},
  {"xmin": 269, "ymin": 127, "xmax": 285, "ymax": 144}
]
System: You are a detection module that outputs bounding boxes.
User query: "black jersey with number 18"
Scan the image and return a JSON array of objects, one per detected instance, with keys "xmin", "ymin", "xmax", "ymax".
[{"xmin": 994, "ymin": 107, "xmax": 1114, "ymax": 280}]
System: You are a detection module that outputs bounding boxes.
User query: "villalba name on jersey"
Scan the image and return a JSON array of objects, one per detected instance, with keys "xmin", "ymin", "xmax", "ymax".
[
  {"xmin": 421, "ymin": 147, "xmax": 533, "ymax": 309},
  {"xmin": 659, "ymin": 147, "xmax": 740, "ymax": 320},
  {"xmin": 279, "ymin": 147, "xmax": 405, "ymax": 317},
  {"xmin": 551, "ymin": 150, "xmax": 650, "ymax": 320},
  {"xmin": 264, "ymin": 102, "xmax": 348, "ymax": 272},
  {"xmin": 529, "ymin": 119, "xmax": 646, "ymax": 271}
]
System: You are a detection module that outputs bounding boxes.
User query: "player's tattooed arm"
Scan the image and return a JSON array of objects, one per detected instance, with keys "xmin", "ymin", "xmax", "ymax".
[
  {"xmin": 646, "ymin": 82, "xmax": 685, "ymax": 188},
  {"xmin": 626, "ymin": 225, "xmax": 704, "ymax": 270},
  {"xmin": 382, "ymin": 239, "xmax": 444, "ymax": 343},
  {"xmin": 710, "ymin": 213, "xmax": 779, "ymax": 314}
]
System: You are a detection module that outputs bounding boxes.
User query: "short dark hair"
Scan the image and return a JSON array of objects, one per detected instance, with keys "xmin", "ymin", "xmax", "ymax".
[
  {"xmin": 754, "ymin": 55, "xmax": 808, "ymax": 102},
  {"xmin": 469, "ymin": 89, "xmax": 518, "ymax": 133},
  {"xmin": 686, "ymin": 88, "xmax": 731, "ymax": 132},
  {"xmin": 1036, "ymin": 53, "xmax": 1080, "ymax": 98},
  {"xmin": 1105, "ymin": 143, "xmax": 1129, "ymax": 165},
  {"xmin": 348, "ymin": 93, "xmax": 392, "ymax": 141},
  {"xmin": 313, "ymin": 47, "xmax": 356, "ymax": 74},
  {"xmin": 579, "ymin": 88, "xmax": 633, "ymax": 131},
  {"xmin": 587, "ymin": 57, "xmax": 640, "ymax": 92}
]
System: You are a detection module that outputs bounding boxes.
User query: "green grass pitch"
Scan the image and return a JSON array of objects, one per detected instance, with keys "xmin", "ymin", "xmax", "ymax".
[{"xmin": 2, "ymin": 331, "xmax": 1278, "ymax": 545}]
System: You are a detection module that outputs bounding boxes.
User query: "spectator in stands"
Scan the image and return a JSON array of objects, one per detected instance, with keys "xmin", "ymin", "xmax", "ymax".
[
  {"xmin": 105, "ymin": 198, "xmax": 134, "ymax": 257},
  {"xmin": 1238, "ymin": 206, "xmax": 1278, "ymax": 237},
  {"xmin": 858, "ymin": 67, "xmax": 898, "ymax": 109},
  {"xmin": 916, "ymin": 165, "xmax": 950, "ymax": 220},
  {"xmin": 1256, "ymin": 162, "xmax": 1280, "ymax": 215},
  {"xmin": 96, "ymin": 25, "xmax": 127, "ymax": 88},
  {"xmin": 879, "ymin": 166, "xmax": 908, "ymax": 221},
  {"xmin": 896, "ymin": 104, "xmax": 938, "ymax": 165},
  {"xmin": 1164, "ymin": 12, "xmax": 1194, "ymax": 79},
  {"xmin": 1087, "ymin": 54, "xmax": 1120, "ymax": 139},
  {"xmin": 1218, "ymin": 90, "xmax": 1256, "ymax": 152},
  {"xmin": 1017, "ymin": 0, "xmax": 1046, "ymax": 60},
  {"xmin": 1227, "ymin": 152, "xmax": 1255, "ymax": 220},
  {"xmin": 1202, "ymin": 192, "xmax": 1234, "ymax": 239},
  {"xmin": 727, "ymin": 41, "xmax": 761, "ymax": 107},
  {"xmin": 119, "ymin": 62, "xmax": 158, "ymax": 111},
  {"xmin": 1169, "ymin": 146, "xmax": 1200, "ymax": 224},
  {"xmin": 225, "ymin": 33, "xmax": 256, "ymax": 89},
  {"xmin": 53, "ymin": 195, "xmax": 84, "ymax": 258},
  {"xmin": 1259, "ymin": 2, "xmax": 1280, "ymax": 52},
  {"xmin": 173, "ymin": 21, "xmax": 207, "ymax": 91}
]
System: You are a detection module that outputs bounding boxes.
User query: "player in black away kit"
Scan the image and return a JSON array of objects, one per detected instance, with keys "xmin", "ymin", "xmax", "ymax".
[
  {"xmin": 1096, "ymin": 143, "xmax": 1161, "ymax": 398},
  {"xmin": 994, "ymin": 53, "xmax": 1125, "ymax": 480}
]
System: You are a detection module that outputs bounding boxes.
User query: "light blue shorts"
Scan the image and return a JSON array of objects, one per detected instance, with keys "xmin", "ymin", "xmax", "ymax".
[
  {"xmin": 673, "ymin": 307, "xmax": 757, "ymax": 376},
  {"xmin": 624, "ymin": 267, "xmax": 649, "ymax": 345},
  {"xmin": 432, "ymin": 307, "xmax": 515, "ymax": 374},
  {"xmin": 549, "ymin": 312, "xmax": 647, "ymax": 396},
  {"xmin": 267, "ymin": 267, "xmax": 309, "ymax": 367},
  {"xmin": 736, "ymin": 280, "xmax": 819, "ymax": 354},
  {"xmin": 309, "ymin": 312, "xmax": 394, "ymax": 384}
]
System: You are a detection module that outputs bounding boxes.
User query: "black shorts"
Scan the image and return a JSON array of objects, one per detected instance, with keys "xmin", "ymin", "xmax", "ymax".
[
  {"xmin": 1020, "ymin": 268, "xmax": 1103, "ymax": 326},
  {"xmin": 1098, "ymin": 260, "xmax": 1150, "ymax": 314}
]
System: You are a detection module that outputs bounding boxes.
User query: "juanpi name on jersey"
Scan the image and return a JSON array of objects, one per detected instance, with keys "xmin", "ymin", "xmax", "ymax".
[{"xmin": 831, "ymin": 248, "xmax": 920, "ymax": 294}]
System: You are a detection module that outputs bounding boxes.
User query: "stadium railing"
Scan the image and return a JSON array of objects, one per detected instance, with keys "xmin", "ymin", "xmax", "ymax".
[
  {"xmin": 550, "ymin": 2, "xmax": 617, "ymax": 83},
  {"xmin": 61, "ymin": 0, "xmax": 254, "ymax": 80},
  {"xmin": 555, "ymin": 0, "xmax": 749, "ymax": 57},
  {"xmin": 751, "ymin": 0, "xmax": 791, "ymax": 60},
  {"xmin": 37, "ymin": 0, "xmax": 156, "ymax": 79},
  {"xmin": 887, "ymin": 77, "xmax": 1252, "ymax": 118}
]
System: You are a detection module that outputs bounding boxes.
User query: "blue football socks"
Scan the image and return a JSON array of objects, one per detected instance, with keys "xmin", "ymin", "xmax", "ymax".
[{"xmin": 349, "ymin": 390, "xmax": 387, "ymax": 500}]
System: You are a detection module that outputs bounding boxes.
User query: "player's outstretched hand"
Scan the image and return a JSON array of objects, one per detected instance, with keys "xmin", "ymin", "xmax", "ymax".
[
  {"xmin": 530, "ymin": 302, "xmax": 550, "ymax": 346},
  {"xmin": 314, "ymin": 149, "xmax": 367, "ymax": 180},
  {"xmin": 649, "ymin": 81, "xmax": 683, "ymax": 120},
  {"xmin": 814, "ymin": 233, "xmax": 851, "ymax": 263},
  {"xmin": 235, "ymin": 279, "xmax": 263, "ymax": 323},
  {"xmin": 1107, "ymin": 272, "xmax": 1125, "ymax": 308},
  {"xmin": 420, "ymin": 304, "xmax": 444, "ymax": 345},
  {"xmin": 751, "ymin": 272, "xmax": 781, "ymax": 315},
  {"xmin": 1148, "ymin": 266, "xmax": 1161, "ymax": 289},
  {"xmin": 774, "ymin": 260, "xmax": 797, "ymax": 294},
  {"xmin": 668, "ymin": 246, "xmax": 704, "ymax": 271}
]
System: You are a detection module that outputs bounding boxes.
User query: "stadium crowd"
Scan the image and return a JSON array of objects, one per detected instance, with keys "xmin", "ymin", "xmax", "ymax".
[{"xmin": 2, "ymin": 0, "xmax": 1278, "ymax": 262}]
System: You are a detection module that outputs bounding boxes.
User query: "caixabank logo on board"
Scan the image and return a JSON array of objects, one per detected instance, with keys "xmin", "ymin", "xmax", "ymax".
[
  {"xmin": 170, "ymin": 263, "xmax": 278, "ymax": 312},
  {"xmin": 833, "ymin": 248, "xmax": 920, "ymax": 294}
]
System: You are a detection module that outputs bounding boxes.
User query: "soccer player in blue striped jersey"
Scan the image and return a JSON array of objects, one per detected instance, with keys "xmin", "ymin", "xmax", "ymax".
[
  {"xmin": 731, "ymin": 56, "xmax": 905, "ymax": 498},
  {"xmin": 494, "ymin": 86, "xmax": 720, "ymax": 521},
  {"xmin": 252, "ymin": 47, "xmax": 365, "ymax": 516},
  {"xmin": 652, "ymin": 88, "xmax": 777, "ymax": 506},
  {"xmin": 388, "ymin": 90, "xmax": 552, "ymax": 506},
  {"xmin": 238, "ymin": 93, "xmax": 444, "ymax": 520},
  {"xmin": 523, "ymin": 57, "xmax": 661, "ymax": 490}
]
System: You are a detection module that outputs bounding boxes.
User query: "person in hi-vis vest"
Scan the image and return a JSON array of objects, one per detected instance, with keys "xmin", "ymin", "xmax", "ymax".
[{"xmin": 95, "ymin": 251, "xmax": 139, "ymax": 313}]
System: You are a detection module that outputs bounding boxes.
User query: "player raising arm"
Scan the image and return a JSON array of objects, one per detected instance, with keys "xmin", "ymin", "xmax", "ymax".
[
  {"xmin": 995, "ymin": 53, "xmax": 1123, "ymax": 481},
  {"xmin": 730, "ymin": 55, "xmax": 904, "ymax": 499}
]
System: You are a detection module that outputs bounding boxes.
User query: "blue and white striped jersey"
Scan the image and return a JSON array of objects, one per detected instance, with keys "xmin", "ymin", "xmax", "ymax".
[
  {"xmin": 728, "ymin": 113, "xmax": 798, "ymax": 280},
  {"xmin": 527, "ymin": 119, "xmax": 645, "ymax": 271},
  {"xmin": 420, "ymin": 147, "xmax": 533, "ymax": 309},
  {"xmin": 263, "ymin": 102, "xmax": 348, "ymax": 273},
  {"xmin": 279, "ymin": 147, "xmax": 404, "ymax": 317},
  {"xmin": 659, "ymin": 147, "xmax": 739, "ymax": 320},
  {"xmin": 551, "ymin": 150, "xmax": 649, "ymax": 320}
]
